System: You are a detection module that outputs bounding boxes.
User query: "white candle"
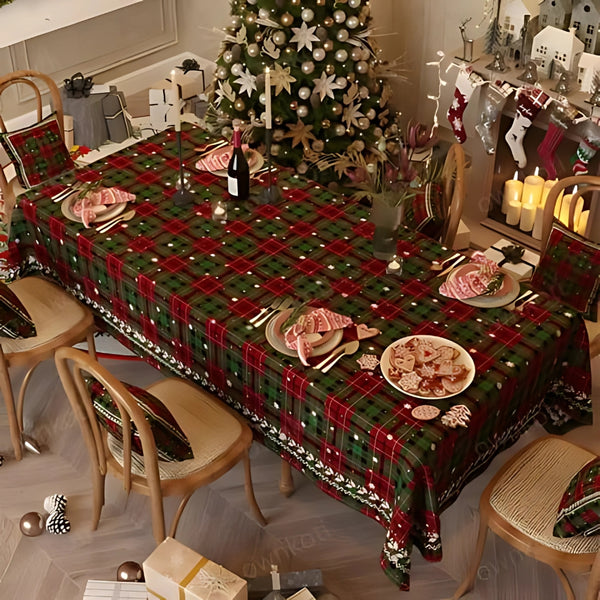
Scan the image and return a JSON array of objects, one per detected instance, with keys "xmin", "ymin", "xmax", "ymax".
[
  {"xmin": 559, "ymin": 190, "xmax": 584, "ymax": 228},
  {"xmin": 540, "ymin": 179, "xmax": 558, "ymax": 209},
  {"xmin": 506, "ymin": 199, "xmax": 522, "ymax": 225},
  {"xmin": 532, "ymin": 206, "xmax": 544, "ymax": 240},
  {"xmin": 521, "ymin": 171, "xmax": 545, "ymax": 206},
  {"xmin": 502, "ymin": 171, "xmax": 523, "ymax": 214},
  {"xmin": 265, "ymin": 67, "xmax": 272, "ymax": 130},
  {"xmin": 519, "ymin": 202, "xmax": 536, "ymax": 232},
  {"xmin": 171, "ymin": 69, "xmax": 180, "ymax": 132}
]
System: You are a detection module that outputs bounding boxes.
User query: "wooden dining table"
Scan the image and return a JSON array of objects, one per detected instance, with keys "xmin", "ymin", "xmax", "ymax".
[{"xmin": 6, "ymin": 123, "xmax": 592, "ymax": 590}]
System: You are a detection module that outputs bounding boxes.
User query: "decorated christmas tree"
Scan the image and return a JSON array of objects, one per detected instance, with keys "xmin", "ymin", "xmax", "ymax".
[{"xmin": 210, "ymin": 0, "xmax": 396, "ymax": 182}]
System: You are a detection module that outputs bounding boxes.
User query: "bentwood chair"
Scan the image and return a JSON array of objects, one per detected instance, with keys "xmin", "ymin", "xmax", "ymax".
[
  {"xmin": 454, "ymin": 436, "xmax": 600, "ymax": 600},
  {"xmin": 1, "ymin": 277, "xmax": 96, "ymax": 460},
  {"xmin": 440, "ymin": 143, "xmax": 466, "ymax": 249},
  {"xmin": 0, "ymin": 70, "xmax": 70, "ymax": 218},
  {"xmin": 540, "ymin": 175, "xmax": 600, "ymax": 359},
  {"xmin": 55, "ymin": 347, "xmax": 267, "ymax": 543}
]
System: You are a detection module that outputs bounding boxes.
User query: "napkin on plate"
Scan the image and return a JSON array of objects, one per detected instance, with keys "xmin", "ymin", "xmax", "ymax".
[
  {"xmin": 195, "ymin": 145, "xmax": 250, "ymax": 172},
  {"xmin": 439, "ymin": 251, "xmax": 504, "ymax": 300},
  {"xmin": 72, "ymin": 187, "xmax": 135, "ymax": 228}
]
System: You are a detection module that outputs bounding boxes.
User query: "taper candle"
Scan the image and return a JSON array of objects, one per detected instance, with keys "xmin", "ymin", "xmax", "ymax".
[
  {"xmin": 265, "ymin": 67, "xmax": 272, "ymax": 130},
  {"xmin": 170, "ymin": 69, "xmax": 180, "ymax": 132},
  {"xmin": 502, "ymin": 170, "xmax": 522, "ymax": 214}
]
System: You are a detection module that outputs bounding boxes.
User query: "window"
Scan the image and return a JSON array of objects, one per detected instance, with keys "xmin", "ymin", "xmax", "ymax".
[
  {"xmin": 588, "ymin": 24, "xmax": 595, "ymax": 34},
  {"xmin": 574, "ymin": 20, "xmax": 581, "ymax": 30}
]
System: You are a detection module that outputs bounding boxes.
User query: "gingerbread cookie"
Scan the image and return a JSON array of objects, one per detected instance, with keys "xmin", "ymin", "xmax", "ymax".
[{"xmin": 411, "ymin": 405, "xmax": 441, "ymax": 421}]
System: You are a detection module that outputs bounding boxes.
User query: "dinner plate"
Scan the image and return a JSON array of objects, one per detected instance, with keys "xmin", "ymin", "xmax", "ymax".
[
  {"xmin": 444, "ymin": 264, "xmax": 520, "ymax": 308},
  {"xmin": 61, "ymin": 192, "xmax": 127, "ymax": 224},
  {"xmin": 196, "ymin": 146, "xmax": 264, "ymax": 177},
  {"xmin": 265, "ymin": 308, "xmax": 344, "ymax": 358},
  {"xmin": 380, "ymin": 335, "xmax": 475, "ymax": 400}
]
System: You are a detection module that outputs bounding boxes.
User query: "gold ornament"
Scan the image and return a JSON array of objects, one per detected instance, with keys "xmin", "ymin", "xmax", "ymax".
[
  {"xmin": 19, "ymin": 512, "xmax": 45, "ymax": 537},
  {"xmin": 116, "ymin": 562, "xmax": 144, "ymax": 583},
  {"xmin": 281, "ymin": 12, "xmax": 293, "ymax": 26},
  {"xmin": 325, "ymin": 63, "xmax": 335, "ymax": 75},
  {"xmin": 291, "ymin": 0, "xmax": 300, "ymax": 4},
  {"xmin": 234, "ymin": 98, "xmax": 246, "ymax": 111},
  {"xmin": 323, "ymin": 16, "xmax": 333, "ymax": 27},
  {"xmin": 317, "ymin": 0, "xmax": 326, "ymax": 5},
  {"xmin": 323, "ymin": 39, "xmax": 334, "ymax": 51},
  {"xmin": 254, "ymin": 32, "xmax": 263, "ymax": 42},
  {"xmin": 246, "ymin": 12, "xmax": 256, "ymax": 24},
  {"xmin": 321, "ymin": 119, "xmax": 331, "ymax": 128},
  {"xmin": 331, "ymin": 102, "xmax": 343, "ymax": 115},
  {"xmin": 290, "ymin": 100, "xmax": 298, "ymax": 110},
  {"xmin": 312, "ymin": 139, "xmax": 325, "ymax": 152},
  {"xmin": 274, "ymin": 116, "xmax": 283, "ymax": 125}
]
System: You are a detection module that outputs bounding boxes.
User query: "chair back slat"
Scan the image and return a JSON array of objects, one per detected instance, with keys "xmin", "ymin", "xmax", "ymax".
[{"xmin": 441, "ymin": 143, "xmax": 466, "ymax": 248}]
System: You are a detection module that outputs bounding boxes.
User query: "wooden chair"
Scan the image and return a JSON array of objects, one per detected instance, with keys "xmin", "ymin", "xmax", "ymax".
[
  {"xmin": 440, "ymin": 143, "xmax": 466, "ymax": 249},
  {"xmin": 0, "ymin": 70, "xmax": 67, "ymax": 216},
  {"xmin": 54, "ymin": 347, "xmax": 267, "ymax": 543},
  {"xmin": 453, "ymin": 436, "xmax": 600, "ymax": 600},
  {"xmin": 1, "ymin": 277, "xmax": 96, "ymax": 460},
  {"xmin": 541, "ymin": 175, "xmax": 600, "ymax": 359}
]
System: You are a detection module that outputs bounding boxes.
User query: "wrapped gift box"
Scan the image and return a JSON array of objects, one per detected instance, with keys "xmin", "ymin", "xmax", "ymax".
[
  {"xmin": 149, "ymin": 86, "xmax": 179, "ymax": 131},
  {"xmin": 102, "ymin": 86, "xmax": 133, "ymax": 143},
  {"xmin": 483, "ymin": 238, "xmax": 540, "ymax": 280},
  {"xmin": 143, "ymin": 537, "xmax": 247, "ymax": 600},
  {"xmin": 83, "ymin": 580, "xmax": 147, "ymax": 599}
]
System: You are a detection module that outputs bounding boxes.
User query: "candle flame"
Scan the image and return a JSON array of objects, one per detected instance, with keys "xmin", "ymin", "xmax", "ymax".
[
  {"xmin": 573, "ymin": 185, "xmax": 578, "ymax": 194},
  {"xmin": 534, "ymin": 166, "xmax": 539, "ymax": 176},
  {"xmin": 513, "ymin": 170, "xmax": 519, "ymax": 180}
]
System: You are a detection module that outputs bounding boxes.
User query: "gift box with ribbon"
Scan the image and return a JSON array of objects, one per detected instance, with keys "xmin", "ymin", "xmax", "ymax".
[
  {"xmin": 143, "ymin": 537, "xmax": 247, "ymax": 600},
  {"xmin": 483, "ymin": 238, "xmax": 540, "ymax": 280},
  {"xmin": 83, "ymin": 580, "xmax": 147, "ymax": 599}
]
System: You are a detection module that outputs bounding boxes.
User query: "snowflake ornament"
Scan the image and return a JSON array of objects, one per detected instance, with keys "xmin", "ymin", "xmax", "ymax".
[
  {"xmin": 234, "ymin": 68, "xmax": 257, "ymax": 97},
  {"xmin": 271, "ymin": 63, "xmax": 297, "ymax": 95},
  {"xmin": 290, "ymin": 21, "xmax": 320, "ymax": 51},
  {"xmin": 313, "ymin": 71, "xmax": 343, "ymax": 101}
]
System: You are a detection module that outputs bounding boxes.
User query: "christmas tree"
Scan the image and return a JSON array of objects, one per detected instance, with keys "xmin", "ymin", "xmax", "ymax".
[{"xmin": 210, "ymin": 0, "xmax": 395, "ymax": 182}]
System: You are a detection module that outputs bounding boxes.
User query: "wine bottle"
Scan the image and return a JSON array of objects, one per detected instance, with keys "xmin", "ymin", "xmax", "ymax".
[
  {"xmin": 262, "ymin": 565, "xmax": 286, "ymax": 600},
  {"xmin": 227, "ymin": 122, "xmax": 250, "ymax": 201}
]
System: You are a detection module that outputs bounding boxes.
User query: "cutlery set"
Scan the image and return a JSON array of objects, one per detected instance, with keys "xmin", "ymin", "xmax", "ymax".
[
  {"xmin": 51, "ymin": 182, "xmax": 83, "ymax": 203},
  {"xmin": 96, "ymin": 208, "xmax": 136, "ymax": 233},
  {"xmin": 249, "ymin": 296, "xmax": 293, "ymax": 327}
]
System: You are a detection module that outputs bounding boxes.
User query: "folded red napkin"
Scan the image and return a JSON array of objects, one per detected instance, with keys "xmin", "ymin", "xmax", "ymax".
[
  {"xmin": 439, "ymin": 251, "xmax": 503, "ymax": 300},
  {"xmin": 195, "ymin": 145, "xmax": 250, "ymax": 172},
  {"xmin": 72, "ymin": 187, "xmax": 135, "ymax": 228}
]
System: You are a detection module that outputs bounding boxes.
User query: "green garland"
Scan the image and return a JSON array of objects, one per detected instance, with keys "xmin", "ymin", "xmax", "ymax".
[{"xmin": 0, "ymin": 0, "xmax": 14, "ymax": 7}]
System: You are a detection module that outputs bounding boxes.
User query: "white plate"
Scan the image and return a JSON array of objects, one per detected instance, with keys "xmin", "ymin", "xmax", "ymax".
[
  {"xmin": 380, "ymin": 335, "xmax": 475, "ymax": 399},
  {"xmin": 265, "ymin": 308, "xmax": 344, "ymax": 358},
  {"xmin": 196, "ymin": 146, "xmax": 264, "ymax": 178},
  {"xmin": 61, "ymin": 192, "xmax": 127, "ymax": 224},
  {"xmin": 444, "ymin": 264, "xmax": 520, "ymax": 308}
]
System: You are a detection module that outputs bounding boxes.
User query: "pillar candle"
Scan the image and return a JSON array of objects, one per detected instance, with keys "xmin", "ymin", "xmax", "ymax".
[
  {"xmin": 532, "ymin": 206, "xmax": 544, "ymax": 240},
  {"xmin": 170, "ymin": 69, "xmax": 180, "ymax": 132},
  {"xmin": 559, "ymin": 193, "xmax": 584, "ymax": 228},
  {"xmin": 502, "ymin": 171, "xmax": 523, "ymax": 214},
  {"xmin": 521, "ymin": 172, "xmax": 545, "ymax": 206},
  {"xmin": 264, "ymin": 67, "xmax": 272, "ymax": 130},
  {"xmin": 540, "ymin": 179, "xmax": 558, "ymax": 209},
  {"xmin": 577, "ymin": 210, "xmax": 590, "ymax": 236},
  {"xmin": 506, "ymin": 199, "xmax": 522, "ymax": 225},
  {"xmin": 519, "ymin": 202, "xmax": 536, "ymax": 232}
]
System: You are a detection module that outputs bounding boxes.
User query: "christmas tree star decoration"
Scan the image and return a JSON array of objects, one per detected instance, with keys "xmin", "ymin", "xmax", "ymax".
[
  {"xmin": 234, "ymin": 68, "xmax": 257, "ymax": 97},
  {"xmin": 314, "ymin": 71, "xmax": 342, "ymax": 101},
  {"xmin": 262, "ymin": 37, "xmax": 281, "ymax": 60},
  {"xmin": 284, "ymin": 119, "xmax": 317, "ymax": 149},
  {"xmin": 271, "ymin": 63, "xmax": 296, "ymax": 95},
  {"xmin": 343, "ymin": 102, "xmax": 365, "ymax": 129},
  {"xmin": 214, "ymin": 80, "xmax": 236, "ymax": 106},
  {"xmin": 290, "ymin": 21, "xmax": 320, "ymax": 51}
]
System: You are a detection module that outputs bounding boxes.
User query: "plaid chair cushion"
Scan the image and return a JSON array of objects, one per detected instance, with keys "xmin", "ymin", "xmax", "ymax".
[
  {"xmin": 403, "ymin": 182, "xmax": 445, "ymax": 241},
  {"xmin": 554, "ymin": 457, "xmax": 600, "ymax": 537},
  {"xmin": 86, "ymin": 377, "xmax": 193, "ymax": 462},
  {"xmin": 532, "ymin": 222, "xmax": 600, "ymax": 321},
  {"xmin": 0, "ymin": 113, "xmax": 74, "ymax": 188},
  {"xmin": 0, "ymin": 281, "xmax": 36, "ymax": 339}
]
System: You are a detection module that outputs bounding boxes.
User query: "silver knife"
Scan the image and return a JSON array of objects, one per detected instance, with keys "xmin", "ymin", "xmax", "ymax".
[{"xmin": 435, "ymin": 255, "xmax": 466, "ymax": 279}]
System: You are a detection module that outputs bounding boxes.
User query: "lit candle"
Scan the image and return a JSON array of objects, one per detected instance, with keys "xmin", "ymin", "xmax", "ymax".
[
  {"xmin": 264, "ymin": 67, "xmax": 272, "ymax": 130},
  {"xmin": 502, "ymin": 171, "xmax": 523, "ymax": 214},
  {"xmin": 577, "ymin": 210, "xmax": 590, "ymax": 236},
  {"xmin": 506, "ymin": 199, "xmax": 522, "ymax": 226},
  {"xmin": 559, "ymin": 187, "xmax": 583, "ymax": 227},
  {"xmin": 171, "ymin": 69, "xmax": 180, "ymax": 132},
  {"xmin": 519, "ymin": 203, "xmax": 536, "ymax": 232},
  {"xmin": 540, "ymin": 179, "xmax": 558, "ymax": 209},
  {"xmin": 521, "ymin": 168, "xmax": 544, "ymax": 206}
]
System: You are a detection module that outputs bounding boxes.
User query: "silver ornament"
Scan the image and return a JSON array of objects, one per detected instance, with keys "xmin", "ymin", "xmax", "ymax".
[
  {"xmin": 247, "ymin": 43, "xmax": 260, "ymax": 57},
  {"xmin": 301, "ymin": 8, "xmax": 314, "ymax": 22},
  {"xmin": 358, "ymin": 117, "xmax": 370, "ymax": 130},
  {"xmin": 349, "ymin": 0, "xmax": 361, "ymax": 6},
  {"xmin": 231, "ymin": 15, "xmax": 242, "ymax": 28},
  {"xmin": 216, "ymin": 66, "xmax": 229, "ymax": 80},
  {"xmin": 335, "ymin": 49, "xmax": 348, "ymax": 63},
  {"xmin": 350, "ymin": 47, "xmax": 362, "ymax": 61},
  {"xmin": 222, "ymin": 50, "xmax": 233, "ymax": 64},
  {"xmin": 301, "ymin": 61, "xmax": 315, "ymax": 74},
  {"xmin": 231, "ymin": 63, "xmax": 244, "ymax": 76},
  {"xmin": 258, "ymin": 8, "xmax": 270, "ymax": 19},
  {"xmin": 333, "ymin": 10, "xmax": 346, "ymax": 24},
  {"xmin": 346, "ymin": 16, "xmax": 360, "ymax": 29},
  {"xmin": 298, "ymin": 86, "xmax": 311, "ymax": 100},
  {"xmin": 259, "ymin": 92, "xmax": 267, "ymax": 106},
  {"xmin": 19, "ymin": 512, "xmax": 45, "ymax": 537},
  {"xmin": 336, "ymin": 29, "xmax": 349, "ymax": 42},
  {"xmin": 334, "ymin": 124, "xmax": 346, "ymax": 136},
  {"xmin": 297, "ymin": 105, "xmax": 309, "ymax": 118},
  {"xmin": 335, "ymin": 76, "xmax": 348, "ymax": 89},
  {"xmin": 273, "ymin": 31, "xmax": 287, "ymax": 46},
  {"xmin": 297, "ymin": 162, "xmax": 309, "ymax": 175},
  {"xmin": 313, "ymin": 48, "xmax": 326, "ymax": 62},
  {"xmin": 355, "ymin": 60, "xmax": 369, "ymax": 74}
]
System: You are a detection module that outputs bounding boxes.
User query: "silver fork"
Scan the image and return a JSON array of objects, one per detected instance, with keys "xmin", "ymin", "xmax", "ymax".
[
  {"xmin": 52, "ymin": 182, "xmax": 82, "ymax": 203},
  {"xmin": 253, "ymin": 296, "xmax": 293, "ymax": 328}
]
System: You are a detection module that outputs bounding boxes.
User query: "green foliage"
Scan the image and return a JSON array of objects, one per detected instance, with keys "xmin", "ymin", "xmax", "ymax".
[{"xmin": 0, "ymin": 0, "xmax": 14, "ymax": 7}]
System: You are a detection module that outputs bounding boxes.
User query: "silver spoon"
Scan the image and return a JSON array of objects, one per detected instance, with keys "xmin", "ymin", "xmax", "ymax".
[
  {"xmin": 96, "ymin": 208, "xmax": 136, "ymax": 233},
  {"xmin": 317, "ymin": 340, "xmax": 360, "ymax": 373}
]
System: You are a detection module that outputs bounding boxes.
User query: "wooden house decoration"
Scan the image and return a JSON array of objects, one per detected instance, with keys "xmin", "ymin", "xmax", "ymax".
[
  {"xmin": 531, "ymin": 25, "xmax": 585, "ymax": 77},
  {"xmin": 539, "ymin": 0, "xmax": 573, "ymax": 30},
  {"xmin": 577, "ymin": 51, "xmax": 600, "ymax": 90},
  {"xmin": 499, "ymin": 0, "xmax": 540, "ymax": 45},
  {"xmin": 570, "ymin": 1, "xmax": 600, "ymax": 54}
]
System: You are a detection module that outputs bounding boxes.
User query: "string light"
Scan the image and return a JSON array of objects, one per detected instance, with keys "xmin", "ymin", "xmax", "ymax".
[{"xmin": 425, "ymin": 50, "xmax": 447, "ymax": 131}]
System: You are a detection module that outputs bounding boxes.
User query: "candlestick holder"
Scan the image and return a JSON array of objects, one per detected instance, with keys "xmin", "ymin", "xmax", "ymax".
[
  {"xmin": 173, "ymin": 129, "xmax": 195, "ymax": 207},
  {"xmin": 258, "ymin": 129, "xmax": 282, "ymax": 204}
]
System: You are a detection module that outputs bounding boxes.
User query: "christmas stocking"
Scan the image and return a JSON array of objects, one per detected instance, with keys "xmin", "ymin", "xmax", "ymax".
[
  {"xmin": 504, "ymin": 87, "xmax": 549, "ymax": 168},
  {"xmin": 571, "ymin": 131, "xmax": 600, "ymax": 175},
  {"xmin": 44, "ymin": 493, "xmax": 71, "ymax": 534},
  {"xmin": 446, "ymin": 67, "xmax": 484, "ymax": 143},
  {"xmin": 537, "ymin": 100, "xmax": 578, "ymax": 179},
  {"xmin": 475, "ymin": 81, "xmax": 513, "ymax": 154}
]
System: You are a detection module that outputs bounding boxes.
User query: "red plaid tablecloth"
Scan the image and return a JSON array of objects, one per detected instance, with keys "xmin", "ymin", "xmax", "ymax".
[{"xmin": 9, "ymin": 124, "xmax": 592, "ymax": 590}]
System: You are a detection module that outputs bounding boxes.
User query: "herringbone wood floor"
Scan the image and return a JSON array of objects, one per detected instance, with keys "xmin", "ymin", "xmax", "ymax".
[{"xmin": 0, "ymin": 341, "xmax": 598, "ymax": 600}]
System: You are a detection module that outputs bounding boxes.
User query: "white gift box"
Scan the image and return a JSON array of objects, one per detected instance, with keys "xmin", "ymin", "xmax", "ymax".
[
  {"xmin": 83, "ymin": 579, "xmax": 148, "ymax": 599},
  {"xmin": 483, "ymin": 238, "xmax": 540, "ymax": 280},
  {"xmin": 143, "ymin": 537, "xmax": 247, "ymax": 600},
  {"xmin": 149, "ymin": 87, "xmax": 180, "ymax": 131}
]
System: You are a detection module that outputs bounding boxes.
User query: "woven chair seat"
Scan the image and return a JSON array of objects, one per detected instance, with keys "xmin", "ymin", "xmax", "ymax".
[{"xmin": 489, "ymin": 437, "xmax": 600, "ymax": 555}]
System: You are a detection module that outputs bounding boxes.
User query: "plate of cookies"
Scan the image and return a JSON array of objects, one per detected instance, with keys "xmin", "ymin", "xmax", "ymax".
[{"xmin": 380, "ymin": 335, "xmax": 475, "ymax": 399}]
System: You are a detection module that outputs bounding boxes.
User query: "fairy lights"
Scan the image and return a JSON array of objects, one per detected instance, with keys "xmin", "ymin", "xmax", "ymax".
[{"xmin": 426, "ymin": 50, "xmax": 447, "ymax": 131}]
